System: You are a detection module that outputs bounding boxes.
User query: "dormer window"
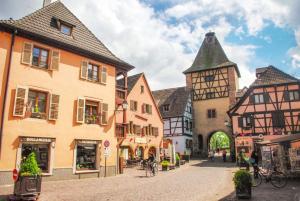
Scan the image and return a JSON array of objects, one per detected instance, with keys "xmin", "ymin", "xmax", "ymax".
[
  {"xmin": 163, "ymin": 104, "xmax": 169, "ymax": 112},
  {"xmin": 60, "ymin": 24, "xmax": 72, "ymax": 35}
]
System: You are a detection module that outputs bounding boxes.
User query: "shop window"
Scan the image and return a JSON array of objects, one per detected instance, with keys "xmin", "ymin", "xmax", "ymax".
[
  {"xmin": 76, "ymin": 144, "xmax": 97, "ymax": 170},
  {"xmin": 87, "ymin": 63, "xmax": 99, "ymax": 82},
  {"xmin": 85, "ymin": 100, "xmax": 99, "ymax": 124},
  {"xmin": 32, "ymin": 46, "xmax": 49, "ymax": 69},
  {"xmin": 28, "ymin": 89, "xmax": 48, "ymax": 119},
  {"xmin": 21, "ymin": 144, "xmax": 50, "ymax": 172}
]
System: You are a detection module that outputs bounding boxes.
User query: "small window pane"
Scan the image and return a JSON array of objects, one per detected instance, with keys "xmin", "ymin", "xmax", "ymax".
[
  {"xmin": 61, "ymin": 24, "xmax": 71, "ymax": 35},
  {"xmin": 32, "ymin": 47, "xmax": 40, "ymax": 66}
]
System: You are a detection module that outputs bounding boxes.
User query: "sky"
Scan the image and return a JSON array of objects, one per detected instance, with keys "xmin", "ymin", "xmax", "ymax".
[{"xmin": 0, "ymin": 0, "xmax": 299, "ymax": 90}]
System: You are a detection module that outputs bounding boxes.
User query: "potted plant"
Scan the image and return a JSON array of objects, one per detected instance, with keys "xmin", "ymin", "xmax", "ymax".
[
  {"xmin": 175, "ymin": 153, "xmax": 180, "ymax": 167},
  {"xmin": 14, "ymin": 152, "xmax": 42, "ymax": 199},
  {"xmin": 233, "ymin": 170, "xmax": 252, "ymax": 199},
  {"xmin": 161, "ymin": 160, "xmax": 170, "ymax": 171}
]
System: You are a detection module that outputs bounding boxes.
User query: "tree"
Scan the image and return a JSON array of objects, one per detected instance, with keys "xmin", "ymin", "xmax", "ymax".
[{"xmin": 209, "ymin": 131, "xmax": 230, "ymax": 150}]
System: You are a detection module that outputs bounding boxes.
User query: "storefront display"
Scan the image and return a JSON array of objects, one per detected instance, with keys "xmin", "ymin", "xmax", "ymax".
[
  {"xmin": 76, "ymin": 144, "xmax": 97, "ymax": 170},
  {"xmin": 21, "ymin": 144, "xmax": 49, "ymax": 172}
]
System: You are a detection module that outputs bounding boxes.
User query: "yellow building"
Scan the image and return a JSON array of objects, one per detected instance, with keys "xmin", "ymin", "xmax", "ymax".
[
  {"xmin": 0, "ymin": 1, "xmax": 133, "ymax": 185},
  {"xmin": 183, "ymin": 32, "xmax": 240, "ymax": 156}
]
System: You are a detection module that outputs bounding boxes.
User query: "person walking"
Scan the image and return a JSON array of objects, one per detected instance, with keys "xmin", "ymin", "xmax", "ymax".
[
  {"xmin": 250, "ymin": 150, "xmax": 259, "ymax": 175},
  {"xmin": 222, "ymin": 149, "xmax": 227, "ymax": 162}
]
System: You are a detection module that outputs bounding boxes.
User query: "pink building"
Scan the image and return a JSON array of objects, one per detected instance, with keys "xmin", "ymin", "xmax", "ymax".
[{"xmin": 229, "ymin": 66, "xmax": 300, "ymax": 156}]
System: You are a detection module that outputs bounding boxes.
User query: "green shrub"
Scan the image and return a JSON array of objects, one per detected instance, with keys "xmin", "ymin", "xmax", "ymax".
[
  {"xmin": 161, "ymin": 160, "xmax": 170, "ymax": 167},
  {"xmin": 20, "ymin": 152, "xmax": 41, "ymax": 176},
  {"xmin": 175, "ymin": 153, "xmax": 180, "ymax": 161},
  {"xmin": 233, "ymin": 170, "xmax": 251, "ymax": 189}
]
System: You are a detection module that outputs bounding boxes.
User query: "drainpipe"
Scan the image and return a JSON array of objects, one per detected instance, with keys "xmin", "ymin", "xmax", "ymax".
[{"xmin": 0, "ymin": 29, "xmax": 16, "ymax": 158}]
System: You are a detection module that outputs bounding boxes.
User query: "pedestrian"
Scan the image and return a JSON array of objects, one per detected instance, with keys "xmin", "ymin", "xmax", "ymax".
[
  {"xmin": 208, "ymin": 150, "xmax": 214, "ymax": 161},
  {"xmin": 250, "ymin": 150, "xmax": 259, "ymax": 176},
  {"xmin": 222, "ymin": 149, "xmax": 227, "ymax": 162}
]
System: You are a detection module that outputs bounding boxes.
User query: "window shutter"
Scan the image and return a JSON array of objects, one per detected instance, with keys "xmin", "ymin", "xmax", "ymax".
[
  {"xmin": 97, "ymin": 102, "xmax": 102, "ymax": 125},
  {"xmin": 283, "ymin": 91, "xmax": 289, "ymax": 101},
  {"xmin": 101, "ymin": 103, "xmax": 108, "ymax": 125},
  {"xmin": 129, "ymin": 121, "xmax": 133, "ymax": 134},
  {"xmin": 48, "ymin": 94, "xmax": 60, "ymax": 120},
  {"xmin": 238, "ymin": 117, "xmax": 243, "ymax": 128},
  {"xmin": 76, "ymin": 97, "xmax": 85, "ymax": 123},
  {"xmin": 142, "ymin": 104, "xmax": 145, "ymax": 113},
  {"xmin": 50, "ymin": 50, "xmax": 60, "ymax": 71},
  {"xmin": 21, "ymin": 42, "xmax": 33, "ymax": 65},
  {"xmin": 249, "ymin": 95, "xmax": 254, "ymax": 104},
  {"xmin": 250, "ymin": 116, "xmax": 255, "ymax": 127},
  {"xmin": 264, "ymin": 93, "xmax": 270, "ymax": 103},
  {"xmin": 149, "ymin": 105, "xmax": 152, "ymax": 114},
  {"xmin": 101, "ymin": 67, "xmax": 107, "ymax": 84},
  {"xmin": 149, "ymin": 124, "xmax": 152, "ymax": 135},
  {"xmin": 13, "ymin": 86, "xmax": 28, "ymax": 117},
  {"xmin": 130, "ymin": 100, "xmax": 134, "ymax": 111},
  {"xmin": 80, "ymin": 61, "xmax": 88, "ymax": 79}
]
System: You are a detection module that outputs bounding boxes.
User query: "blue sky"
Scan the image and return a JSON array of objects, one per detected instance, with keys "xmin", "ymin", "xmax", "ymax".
[{"xmin": 1, "ymin": 0, "xmax": 299, "ymax": 89}]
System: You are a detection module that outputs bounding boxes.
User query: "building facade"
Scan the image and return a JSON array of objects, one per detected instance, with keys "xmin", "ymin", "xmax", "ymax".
[
  {"xmin": 183, "ymin": 32, "xmax": 240, "ymax": 156},
  {"xmin": 228, "ymin": 66, "xmax": 300, "ymax": 157},
  {"xmin": 116, "ymin": 73, "xmax": 163, "ymax": 162},
  {"xmin": 153, "ymin": 87, "xmax": 193, "ymax": 155},
  {"xmin": 0, "ymin": 1, "xmax": 133, "ymax": 185}
]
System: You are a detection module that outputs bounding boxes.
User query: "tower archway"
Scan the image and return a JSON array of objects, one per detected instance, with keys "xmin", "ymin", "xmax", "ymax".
[{"xmin": 207, "ymin": 131, "xmax": 232, "ymax": 156}]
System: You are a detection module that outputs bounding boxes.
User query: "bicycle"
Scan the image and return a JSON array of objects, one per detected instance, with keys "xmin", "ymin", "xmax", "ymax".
[
  {"xmin": 250, "ymin": 164, "xmax": 287, "ymax": 188},
  {"xmin": 145, "ymin": 160, "xmax": 158, "ymax": 177}
]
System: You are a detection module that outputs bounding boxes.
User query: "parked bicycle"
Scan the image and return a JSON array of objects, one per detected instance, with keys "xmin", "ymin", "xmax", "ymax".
[
  {"xmin": 250, "ymin": 164, "xmax": 287, "ymax": 188},
  {"xmin": 145, "ymin": 160, "xmax": 158, "ymax": 177}
]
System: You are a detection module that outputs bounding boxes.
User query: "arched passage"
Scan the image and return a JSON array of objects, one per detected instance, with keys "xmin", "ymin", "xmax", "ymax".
[{"xmin": 208, "ymin": 131, "xmax": 231, "ymax": 155}]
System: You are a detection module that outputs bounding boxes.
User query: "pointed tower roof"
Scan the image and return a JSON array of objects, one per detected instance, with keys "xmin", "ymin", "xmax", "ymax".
[
  {"xmin": 0, "ymin": 1, "xmax": 134, "ymax": 71},
  {"xmin": 183, "ymin": 32, "xmax": 240, "ymax": 77}
]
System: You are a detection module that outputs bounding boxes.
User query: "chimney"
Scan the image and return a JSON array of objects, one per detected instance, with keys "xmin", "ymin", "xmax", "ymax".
[{"xmin": 43, "ymin": 0, "xmax": 51, "ymax": 7}]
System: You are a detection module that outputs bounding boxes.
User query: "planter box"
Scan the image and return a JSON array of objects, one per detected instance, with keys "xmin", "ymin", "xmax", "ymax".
[
  {"xmin": 162, "ymin": 166, "xmax": 168, "ymax": 171},
  {"xmin": 236, "ymin": 185, "xmax": 251, "ymax": 199},
  {"xmin": 14, "ymin": 175, "xmax": 42, "ymax": 196},
  {"xmin": 175, "ymin": 161, "xmax": 180, "ymax": 167}
]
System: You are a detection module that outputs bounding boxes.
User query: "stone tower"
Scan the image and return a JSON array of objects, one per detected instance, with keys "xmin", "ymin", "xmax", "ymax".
[{"xmin": 183, "ymin": 32, "xmax": 240, "ymax": 156}]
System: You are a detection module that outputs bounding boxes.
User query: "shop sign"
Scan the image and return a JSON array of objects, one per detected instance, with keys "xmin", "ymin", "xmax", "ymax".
[
  {"xmin": 77, "ymin": 139, "xmax": 99, "ymax": 144},
  {"xmin": 20, "ymin": 137, "xmax": 54, "ymax": 143},
  {"xmin": 135, "ymin": 137, "xmax": 147, "ymax": 144}
]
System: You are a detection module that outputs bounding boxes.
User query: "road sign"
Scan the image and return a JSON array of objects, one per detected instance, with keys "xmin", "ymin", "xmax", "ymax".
[
  {"xmin": 104, "ymin": 147, "xmax": 111, "ymax": 157},
  {"xmin": 13, "ymin": 169, "xmax": 18, "ymax": 182},
  {"xmin": 104, "ymin": 140, "xmax": 110, "ymax": 148}
]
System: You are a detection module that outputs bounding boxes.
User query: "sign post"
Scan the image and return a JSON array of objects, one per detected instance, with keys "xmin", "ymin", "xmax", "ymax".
[{"xmin": 103, "ymin": 140, "xmax": 110, "ymax": 177}]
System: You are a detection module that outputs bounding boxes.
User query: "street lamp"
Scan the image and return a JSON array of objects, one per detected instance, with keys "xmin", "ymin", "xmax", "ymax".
[{"xmin": 121, "ymin": 100, "xmax": 128, "ymax": 110}]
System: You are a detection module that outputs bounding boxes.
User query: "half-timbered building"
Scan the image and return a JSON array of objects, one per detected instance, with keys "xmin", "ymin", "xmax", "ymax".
[
  {"xmin": 228, "ymin": 65, "xmax": 300, "ymax": 156},
  {"xmin": 152, "ymin": 87, "xmax": 193, "ymax": 155},
  {"xmin": 183, "ymin": 32, "xmax": 240, "ymax": 156}
]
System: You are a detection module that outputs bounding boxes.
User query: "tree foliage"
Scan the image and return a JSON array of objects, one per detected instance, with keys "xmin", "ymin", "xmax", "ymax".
[
  {"xmin": 209, "ymin": 131, "xmax": 230, "ymax": 150},
  {"xmin": 20, "ymin": 152, "xmax": 41, "ymax": 176}
]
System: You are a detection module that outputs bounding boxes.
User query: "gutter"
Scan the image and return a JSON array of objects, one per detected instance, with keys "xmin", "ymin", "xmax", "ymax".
[{"xmin": 0, "ymin": 29, "xmax": 16, "ymax": 158}]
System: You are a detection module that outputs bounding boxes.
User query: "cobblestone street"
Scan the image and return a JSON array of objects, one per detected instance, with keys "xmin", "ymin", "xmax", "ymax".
[
  {"xmin": 0, "ymin": 159, "xmax": 236, "ymax": 201},
  {"xmin": 1, "ymin": 159, "xmax": 299, "ymax": 201}
]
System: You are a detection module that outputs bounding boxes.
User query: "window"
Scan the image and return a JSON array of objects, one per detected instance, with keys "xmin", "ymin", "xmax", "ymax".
[
  {"xmin": 238, "ymin": 116, "xmax": 253, "ymax": 129},
  {"xmin": 60, "ymin": 24, "xmax": 72, "ymax": 35},
  {"xmin": 85, "ymin": 100, "xmax": 99, "ymax": 124},
  {"xmin": 206, "ymin": 92, "xmax": 215, "ymax": 99},
  {"xmin": 87, "ymin": 63, "xmax": 99, "ymax": 82},
  {"xmin": 133, "ymin": 125, "xmax": 142, "ymax": 135},
  {"xmin": 76, "ymin": 143, "xmax": 97, "ymax": 170},
  {"xmin": 22, "ymin": 144, "xmax": 50, "ymax": 172},
  {"xmin": 254, "ymin": 94, "xmax": 264, "ymax": 104},
  {"xmin": 251, "ymin": 93, "xmax": 269, "ymax": 104},
  {"xmin": 32, "ymin": 46, "xmax": 49, "ymax": 68},
  {"xmin": 189, "ymin": 106, "xmax": 192, "ymax": 113},
  {"xmin": 207, "ymin": 109, "xmax": 216, "ymax": 118},
  {"xmin": 285, "ymin": 91, "xmax": 300, "ymax": 101},
  {"xmin": 152, "ymin": 127, "xmax": 159, "ymax": 136},
  {"xmin": 163, "ymin": 104, "xmax": 170, "ymax": 112},
  {"xmin": 272, "ymin": 111, "xmax": 285, "ymax": 128},
  {"xmin": 141, "ymin": 85, "xmax": 144, "ymax": 93},
  {"xmin": 189, "ymin": 121, "xmax": 193, "ymax": 131},
  {"xmin": 185, "ymin": 120, "xmax": 189, "ymax": 131},
  {"xmin": 204, "ymin": 75, "xmax": 214, "ymax": 82},
  {"xmin": 28, "ymin": 90, "xmax": 47, "ymax": 119},
  {"xmin": 130, "ymin": 100, "xmax": 138, "ymax": 111},
  {"xmin": 145, "ymin": 104, "xmax": 152, "ymax": 114}
]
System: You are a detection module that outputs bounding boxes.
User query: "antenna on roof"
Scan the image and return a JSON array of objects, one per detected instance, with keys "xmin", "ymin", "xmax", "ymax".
[{"xmin": 43, "ymin": 0, "xmax": 52, "ymax": 7}]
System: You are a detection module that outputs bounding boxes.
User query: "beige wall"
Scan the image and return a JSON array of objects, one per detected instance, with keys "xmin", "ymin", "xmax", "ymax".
[
  {"xmin": 0, "ymin": 35, "xmax": 118, "ymax": 172},
  {"xmin": 118, "ymin": 74, "xmax": 163, "ymax": 159}
]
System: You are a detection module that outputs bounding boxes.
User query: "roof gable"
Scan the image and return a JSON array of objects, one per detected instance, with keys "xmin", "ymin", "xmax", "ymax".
[
  {"xmin": 0, "ymin": 1, "xmax": 133, "ymax": 70},
  {"xmin": 152, "ymin": 87, "xmax": 190, "ymax": 118},
  {"xmin": 183, "ymin": 32, "xmax": 240, "ymax": 76},
  {"xmin": 251, "ymin": 65, "xmax": 299, "ymax": 87}
]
